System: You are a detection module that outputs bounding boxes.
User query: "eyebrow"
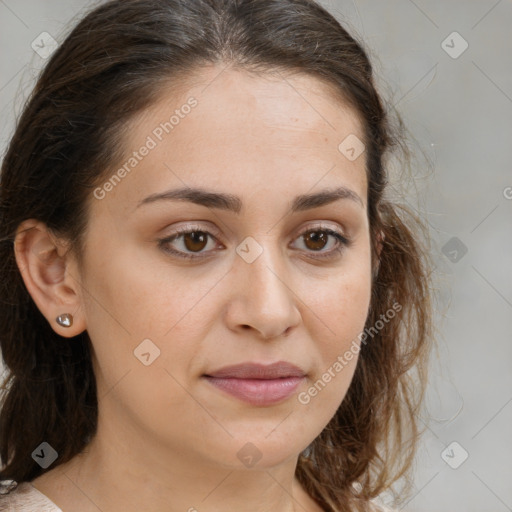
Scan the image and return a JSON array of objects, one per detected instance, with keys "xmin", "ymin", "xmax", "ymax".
[{"xmin": 135, "ymin": 185, "xmax": 364, "ymax": 213}]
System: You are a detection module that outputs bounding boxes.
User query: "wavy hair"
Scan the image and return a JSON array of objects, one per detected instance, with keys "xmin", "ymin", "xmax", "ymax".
[{"xmin": 0, "ymin": 1, "xmax": 433, "ymax": 510}]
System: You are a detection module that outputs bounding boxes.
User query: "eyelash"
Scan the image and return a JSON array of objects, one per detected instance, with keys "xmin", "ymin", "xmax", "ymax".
[{"xmin": 158, "ymin": 224, "xmax": 351, "ymax": 262}]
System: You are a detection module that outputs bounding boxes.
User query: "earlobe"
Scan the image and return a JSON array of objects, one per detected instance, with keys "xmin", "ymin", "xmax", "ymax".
[{"xmin": 13, "ymin": 219, "xmax": 86, "ymax": 338}]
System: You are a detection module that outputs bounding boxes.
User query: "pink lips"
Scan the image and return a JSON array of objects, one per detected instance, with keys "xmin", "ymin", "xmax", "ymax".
[{"xmin": 203, "ymin": 361, "xmax": 306, "ymax": 406}]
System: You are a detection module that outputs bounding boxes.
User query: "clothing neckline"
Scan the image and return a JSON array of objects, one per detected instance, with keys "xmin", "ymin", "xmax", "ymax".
[
  {"xmin": 4, "ymin": 479, "xmax": 394, "ymax": 512},
  {"xmin": 24, "ymin": 481, "xmax": 64, "ymax": 511}
]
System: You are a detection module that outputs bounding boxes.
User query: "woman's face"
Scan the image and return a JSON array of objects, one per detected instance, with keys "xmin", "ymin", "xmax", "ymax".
[{"xmin": 76, "ymin": 65, "xmax": 372, "ymax": 470}]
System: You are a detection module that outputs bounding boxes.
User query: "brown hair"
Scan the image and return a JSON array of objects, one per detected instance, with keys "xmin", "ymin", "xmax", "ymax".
[{"xmin": 0, "ymin": 1, "xmax": 433, "ymax": 510}]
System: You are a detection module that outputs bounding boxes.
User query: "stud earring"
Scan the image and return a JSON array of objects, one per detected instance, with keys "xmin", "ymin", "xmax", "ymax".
[{"xmin": 56, "ymin": 313, "xmax": 73, "ymax": 328}]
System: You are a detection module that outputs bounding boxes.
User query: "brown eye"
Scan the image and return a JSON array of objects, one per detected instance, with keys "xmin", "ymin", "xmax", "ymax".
[
  {"xmin": 291, "ymin": 227, "xmax": 350, "ymax": 260},
  {"xmin": 303, "ymin": 231, "xmax": 329, "ymax": 251},
  {"xmin": 158, "ymin": 228, "xmax": 221, "ymax": 260},
  {"xmin": 183, "ymin": 231, "xmax": 209, "ymax": 252},
  {"xmin": 159, "ymin": 225, "xmax": 350, "ymax": 262}
]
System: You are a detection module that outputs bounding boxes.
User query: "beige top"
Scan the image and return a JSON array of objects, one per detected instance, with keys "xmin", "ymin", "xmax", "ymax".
[
  {"xmin": 0, "ymin": 480, "xmax": 395, "ymax": 511},
  {"xmin": 0, "ymin": 481, "xmax": 63, "ymax": 511}
]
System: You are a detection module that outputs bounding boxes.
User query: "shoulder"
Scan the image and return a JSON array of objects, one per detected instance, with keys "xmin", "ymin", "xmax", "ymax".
[{"xmin": 0, "ymin": 480, "xmax": 63, "ymax": 512}]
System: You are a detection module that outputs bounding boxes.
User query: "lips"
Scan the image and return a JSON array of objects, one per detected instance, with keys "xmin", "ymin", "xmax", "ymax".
[
  {"xmin": 203, "ymin": 361, "xmax": 306, "ymax": 406},
  {"xmin": 204, "ymin": 361, "xmax": 306, "ymax": 379}
]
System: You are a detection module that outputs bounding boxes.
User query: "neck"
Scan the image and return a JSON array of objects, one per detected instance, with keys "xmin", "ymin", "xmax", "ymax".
[{"xmin": 31, "ymin": 415, "xmax": 324, "ymax": 512}]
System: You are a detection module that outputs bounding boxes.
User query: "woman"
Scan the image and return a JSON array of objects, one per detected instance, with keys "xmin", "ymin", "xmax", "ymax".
[{"xmin": 0, "ymin": 0, "xmax": 433, "ymax": 511}]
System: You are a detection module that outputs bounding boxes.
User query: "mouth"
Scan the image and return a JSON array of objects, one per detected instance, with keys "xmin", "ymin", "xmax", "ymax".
[{"xmin": 202, "ymin": 361, "xmax": 307, "ymax": 406}]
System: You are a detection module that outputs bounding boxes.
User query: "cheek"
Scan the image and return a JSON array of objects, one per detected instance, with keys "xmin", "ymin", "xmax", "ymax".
[
  {"xmin": 79, "ymin": 241, "xmax": 222, "ymax": 388},
  {"xmin": 80, "ymin": 236, "xmax": 189, "ymax": 334},
  {"xmin": 297, "ymin": 289, "xmax": 370, "ymax": 432},
  {"xmin": 79, "ymin": 248, "xmax": 211, "ymax": 440},
  {"xmin": 306, "ymin": 250, "xmax": 372, "ymax": 347},
  {"xmin": 314, "ymin": 280, "xmax": 369, "ymax": 386},
  {"xmin": 329, "ymin": 275, "xmax": 372, "ymax": 345},
  {"xmin": 300, "ymin": 248, "xmax": 372, "ymax": 410}
]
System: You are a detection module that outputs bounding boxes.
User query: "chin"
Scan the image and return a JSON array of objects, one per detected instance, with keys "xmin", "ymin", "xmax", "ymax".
[{"xmin": 204, "ymin": 429, "xmax": 311, "ymax": 471}]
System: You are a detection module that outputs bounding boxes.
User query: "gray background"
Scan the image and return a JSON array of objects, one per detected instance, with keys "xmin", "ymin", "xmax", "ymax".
[{"xmin": 1, "ymin": 1, "xmax": 511, "ymax": 511}]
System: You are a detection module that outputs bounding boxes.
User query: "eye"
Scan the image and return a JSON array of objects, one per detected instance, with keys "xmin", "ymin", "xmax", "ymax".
[
  {"xmin": 157, "ymin": 225, "xmax": 351, "ymax": 261},
  {"xmin": 158, "ymin": 226, "xmax": 222, "ymax": 260},
  {"xmin": 291, "ymin": 227, "xmax": 351, "ymax": 259}
]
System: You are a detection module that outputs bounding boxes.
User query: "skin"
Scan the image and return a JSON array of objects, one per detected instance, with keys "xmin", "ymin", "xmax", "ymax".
[{"xmin": 15, "ymin": 64, "xmax": 376, "ymax": 512}]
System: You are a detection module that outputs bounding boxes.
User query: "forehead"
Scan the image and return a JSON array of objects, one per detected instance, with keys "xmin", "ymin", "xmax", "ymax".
[
  {"xmin": 167, "ymin": 64, "xmax": 365, "ymax": 146},
  {"xmin": 93, "ymin": 65, "xmax": 368, "ymax": 215}
]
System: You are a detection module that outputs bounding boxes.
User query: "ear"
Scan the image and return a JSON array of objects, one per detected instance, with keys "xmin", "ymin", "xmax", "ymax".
[
  {"xmin": 13, "ymin": 219, "xmax": 86, "ymax": 338},
  {"xmin": 372, "ymin": 229, "xmax": 385, "ymax": 279}
]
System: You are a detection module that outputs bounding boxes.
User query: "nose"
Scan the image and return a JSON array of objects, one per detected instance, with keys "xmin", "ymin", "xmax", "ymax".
[{"xmin": 224, "ymin": 243, "xmax": 302, "ymax": 340}]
